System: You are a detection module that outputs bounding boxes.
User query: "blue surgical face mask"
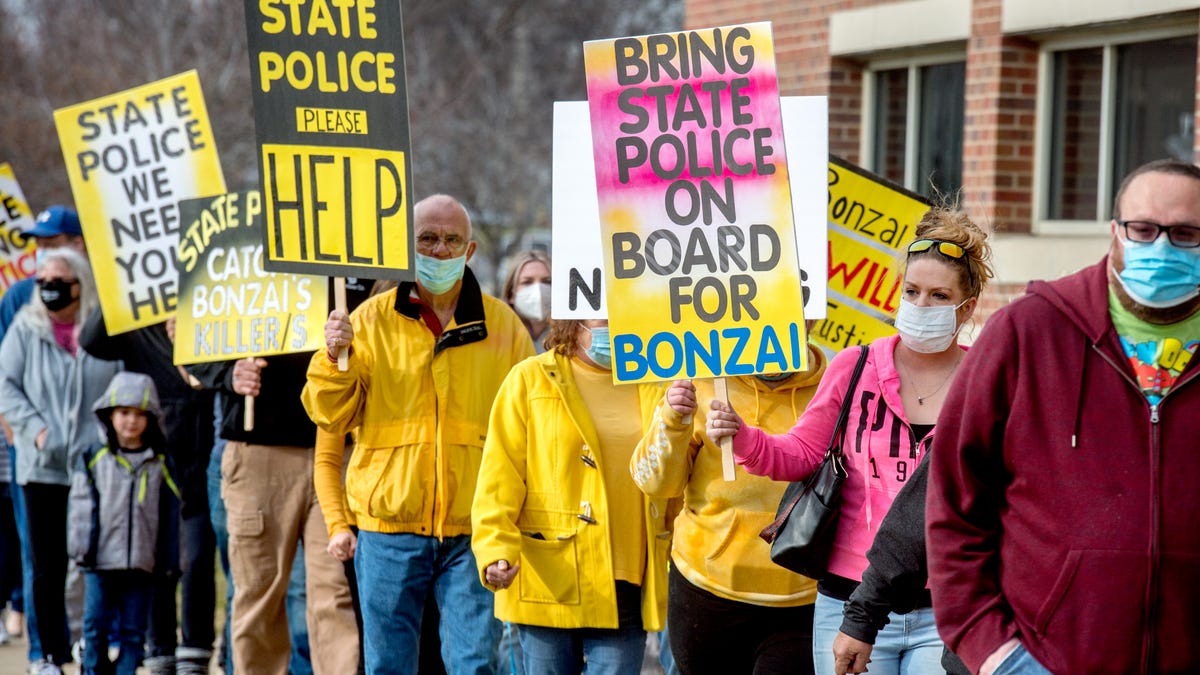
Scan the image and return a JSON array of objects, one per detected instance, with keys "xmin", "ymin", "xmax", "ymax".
[
  {"xmin": 1117, "ymin": 237, "xmax": 1200, "ymax": 308},
  {"xmin": 415, "ymin": 252, "xmax": 467, "ymax": 295},
  {"xmin": 585, "ymin": 326, "xmax": 612, "ymax": 369}
]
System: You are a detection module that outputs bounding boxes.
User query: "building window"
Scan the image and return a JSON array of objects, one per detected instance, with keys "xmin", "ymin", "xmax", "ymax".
[
  {"xmin": 867, "ymin": 60, "xmax": 965, "ymax": 199},
  {"xmin": 1044, "ymin": 34, "xmax": 1196, "ymax": 223}
]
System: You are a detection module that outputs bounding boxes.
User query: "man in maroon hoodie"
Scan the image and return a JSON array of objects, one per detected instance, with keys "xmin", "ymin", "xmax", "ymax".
[{"xmin": 927, "ymin": 158, "xmax": 1200, "ymax": 675}]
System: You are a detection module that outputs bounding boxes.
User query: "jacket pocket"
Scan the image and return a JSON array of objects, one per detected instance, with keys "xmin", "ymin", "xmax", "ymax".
[
  {"xmin": 706, "ymin": 510, "xmax": 809, "ymax": 595},
  {"xmin": 346, "ymin": 446, "xmax": 421, "ymax": 524},
  {"xmin": 518, "ymin": 533, "xmax": 580, "ymax": 605},
  {"xmin": 1155, "ymin": 551, "xmax": 1200, "ymax": 673},
  {"xmin": 66, "ymin": 470, "xmax": 96, "ymax": 566},
  {"xmin": 1032, "ymin": 549, "xmax": 1145, "ymax": 672},
  {"xmin": 226, "ymin": 510, "xmax": 273, "ymax": 589}
]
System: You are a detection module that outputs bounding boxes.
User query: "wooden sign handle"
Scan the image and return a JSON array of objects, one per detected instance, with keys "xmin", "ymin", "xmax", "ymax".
[
  {"xmin": 334, "ymin": 278, "xmax": 349, "ymax": 372},
  {"xmin": 244, "ymin": 395, "xmax": 255, "ymax": 432},
  {"xmin": 714, "ymin": 377, "xmax": 735, "ymax": 482}
]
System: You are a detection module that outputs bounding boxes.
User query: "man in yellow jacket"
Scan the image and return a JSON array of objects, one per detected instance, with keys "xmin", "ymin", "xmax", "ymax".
[{"xmin": 303, "ymin": 194, "xmax": 535, "ymax": 675}]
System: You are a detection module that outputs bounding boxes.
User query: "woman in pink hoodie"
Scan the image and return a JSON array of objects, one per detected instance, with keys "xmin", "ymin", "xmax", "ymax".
[{"xmin": 707, "ymin": 207, "xmax": 993, "ymax": 675}]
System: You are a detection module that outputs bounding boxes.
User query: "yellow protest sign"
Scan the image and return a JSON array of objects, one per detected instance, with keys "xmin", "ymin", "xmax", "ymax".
[
  {"xmin": 0, "ymin": 163, "xmax": 36, "ymax": 298},
  {"xmin": 811, "ymin": 157, "xmax": 931, "ymax": 353},
  {"xmin": 175, "ymin": 190, "xmax": 329, "ymax": 365},
  {"xmin": 584, "ymin": 23, "xmax": 812, "ymax": 383},
  {"xmin": 54, "ymin": 70, "xmax": 226, "ymax": 333},
  {"xmin": 244, "ymin": 0, "xmax": 414, "ymax": 279}
]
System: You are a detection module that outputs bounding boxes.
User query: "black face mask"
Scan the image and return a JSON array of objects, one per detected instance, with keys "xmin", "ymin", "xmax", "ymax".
[{"xmin": 37, "ymin": 278, "xmax": 78, "ymax": 312}]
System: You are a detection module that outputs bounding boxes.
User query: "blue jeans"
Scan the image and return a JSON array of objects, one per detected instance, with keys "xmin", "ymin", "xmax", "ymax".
[
  {"xmin": 992, "ymin": 644, "xmax": 1052, "ymax": 675},
  {"xmin": 499, "ymin": 623, "xmax": 526, "ymax": 675},
  {"xmin": 518, "ymin": 623, "xmax": 646, "ymax": 675},
  {"xmin": 208, "ymin": 434, "xmax": 233, "ymax": 672},
  {"xmin": 813, "ymin": 592, "xmax": 942, "ymax": 675},
  {"xmin": 517, "ymin": 580, "xmax": 645, "ymax": 675},
  {"xmin": 83, "ymin": 571, "xmax": 152, "ymax": 675},
  {"xmin": 9, "ymin": 442, "xmax": 40, "ymax": 660},
  {"xmin": 287, "ymin": 544, "xmax": 313, "ymax": 675},
  {"xmin": 657, "ymin": 629, "xmax": 679, "ymax": 675},
  {"xmin": 355, "ymin": 531, "xmax": 499, "ymax": 675}
]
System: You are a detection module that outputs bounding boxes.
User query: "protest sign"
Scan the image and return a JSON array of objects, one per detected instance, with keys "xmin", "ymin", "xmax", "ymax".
[
  {"xmin": 811, "ymin": 157, "xmax": 931, "ymax": 354},
  {"xmin": 54, "ymin": 70, "xmax": 226, "ymax": 333},
  {"xmin": 584, "ymin": 23, "xmax": 809, "ymax": 383},
  {"xmin": 244, "ymin": 0, "xmax": 414, "ymax": 280},
  {"xmin": 552, "ymin": 97, "xmax": 828, "ymax": 321},
  {"xmin": 0, "ymin": 163, "xmax": 36, "ymax": 298},
  {"xmin": 174, "ymin": 190, "xmax": 329, "ymax": 366}
]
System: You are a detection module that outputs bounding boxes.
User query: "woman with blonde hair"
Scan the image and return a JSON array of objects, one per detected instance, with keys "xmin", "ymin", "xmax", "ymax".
[
  {"xmin": 708, "ymin": 207, "xmax": 993, "ymax": 675},
  {"xmin": 473, "ymin": 318, "xmax": 671, "ymax": 674},
  {"xmin": 0, "ymin": 248, "xmax": 121, "ymax": 674},
  {"xmin": 501, "ymin": 251, "xmax": 552, "ymax": 353}
]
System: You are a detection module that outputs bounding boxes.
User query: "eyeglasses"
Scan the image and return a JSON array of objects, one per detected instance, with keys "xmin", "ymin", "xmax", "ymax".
[
  {"xmin": 36, "ymin": 277, "xmax": 79, "ymax": 286},
  {"xmin": 907, "ymin": 239, "xmax": 965, "ymax": 259},
  {"xmin": 1116, "ymin": 220, "xmax": 1200, "ymax": 249},
  {"xmin": 416, "ymin": 233, "xmax": 468, "ymax": 254}
]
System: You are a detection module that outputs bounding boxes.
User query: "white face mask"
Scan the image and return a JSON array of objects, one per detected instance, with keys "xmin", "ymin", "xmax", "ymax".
[
  {"xmin": 894, "ymin": 298, "xmax": 968, "ymax": 353},
  {"xmin": 513, "ymin": 282, "xmax": 551, "ymax": 322}
]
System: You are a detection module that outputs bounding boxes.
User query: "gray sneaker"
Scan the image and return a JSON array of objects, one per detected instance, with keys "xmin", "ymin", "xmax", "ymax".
[
  {"xmin": 29, "ymin": 661, "xmax": 63, "ymax": 675},
  {"xmin": 144, "ymin": 654, "xmax": 177, "ymax": 675},
  {"xmin": 176, "ymin": 646, "xmax": 213, "ymax": 675}
]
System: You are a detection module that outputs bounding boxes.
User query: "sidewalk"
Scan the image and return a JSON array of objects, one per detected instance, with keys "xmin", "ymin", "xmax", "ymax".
[
  {"xmin": 0, "ymin": 633, "xmax": 221, "ymax": 675},
  {"xmin": 0, "ymin": 626, "xmax": 665, "ymax": 674}
]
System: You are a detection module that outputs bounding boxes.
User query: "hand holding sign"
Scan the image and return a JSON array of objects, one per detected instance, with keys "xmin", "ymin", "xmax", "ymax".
[
  {"xmin": 324, "ymin": 309, "xmax": 353, "ymax": 364},
  {"xmin": 666, "ymin": 379, "xmax": 697, "ymax": 422},
  {"xmin": 706, "ymin": 397, "xmax": 742, "ymax": 445},
  {"xmin": 233, "ymin": 357, "xmax": 267, "ymax": 432}
]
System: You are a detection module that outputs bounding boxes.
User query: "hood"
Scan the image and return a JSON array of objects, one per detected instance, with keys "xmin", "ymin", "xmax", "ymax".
[
  {"xmin": 733, "ymin": 344, "xmax": 828, "ymax": 395},
  {"xmin": 731, "ymin": 345, "xmax": 828, "ymax": 424},
  {"xmin": 1023, "ymin": 256, "xmax": 1118, "ymax": 451},
  {"xmin": 1024, "ymin": 257, "xmax": 1113, "ymax": 343},
  {"xmin": 92, "ymin": 371, "xmax": 166, "ymax": 444}
]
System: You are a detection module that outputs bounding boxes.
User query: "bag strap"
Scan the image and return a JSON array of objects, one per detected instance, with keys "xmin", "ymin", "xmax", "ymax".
[
  {"xmin": 825, "ymin": 345, "xmax": 870, "ymax": 461},
  {"xmin": 759, "ymin": 345, "xmax": 872, "ymax": 545}
]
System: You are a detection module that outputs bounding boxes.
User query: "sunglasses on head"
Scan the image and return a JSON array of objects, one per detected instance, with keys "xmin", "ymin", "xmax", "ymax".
[{"xmin": 907, "ymin": 239, "xmax": 965, "ymax": 259}]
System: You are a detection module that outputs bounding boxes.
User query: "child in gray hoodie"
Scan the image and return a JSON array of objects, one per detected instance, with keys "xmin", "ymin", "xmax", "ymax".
[{"xmin": 67, "ymin": 372, "xmax": 180, "ymax": 675}]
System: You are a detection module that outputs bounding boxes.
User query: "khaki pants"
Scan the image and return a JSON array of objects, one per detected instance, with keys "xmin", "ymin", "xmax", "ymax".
[{"xmin": 223, "ymin": 441, "xmax": 358, "ymax": 675}]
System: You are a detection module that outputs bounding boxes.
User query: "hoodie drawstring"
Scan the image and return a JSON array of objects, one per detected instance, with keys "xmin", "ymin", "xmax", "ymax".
[{"xmin": 1073, "ymin": 341, "xmax": 1088, "ymax": 448}]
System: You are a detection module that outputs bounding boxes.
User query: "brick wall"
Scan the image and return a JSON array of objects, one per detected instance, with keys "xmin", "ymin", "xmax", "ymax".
[
  {"xmin": 685, "ymin": 0, "xmax": 875, "ymax": 162},
  {"xmin": 961, "ymin": 0, "xmax": 1038, "ymax": 234}
]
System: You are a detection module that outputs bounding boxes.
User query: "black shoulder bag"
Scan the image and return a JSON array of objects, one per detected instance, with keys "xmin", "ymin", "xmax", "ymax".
[{"xmin": 759, "ymin": 345, "xmax": 869, "ymax": 578}]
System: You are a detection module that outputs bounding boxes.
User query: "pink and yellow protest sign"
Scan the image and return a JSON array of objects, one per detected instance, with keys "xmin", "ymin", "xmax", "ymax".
[{"xmin": 584, "ymin": 23, "xmax": 807, "ymax": 383}]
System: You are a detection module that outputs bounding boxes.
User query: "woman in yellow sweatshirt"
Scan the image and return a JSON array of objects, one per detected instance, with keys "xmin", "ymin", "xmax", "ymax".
[
  {"xmin": 472, "ymin": 319, "xmax": 671, "ymax": 674},
  {"xmin": 630, "ymin": 344, "xmax": 827, "ymax": 675}
]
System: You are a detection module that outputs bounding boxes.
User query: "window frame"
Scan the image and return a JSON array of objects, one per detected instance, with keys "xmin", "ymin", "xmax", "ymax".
[
  {"xmin": 1034, "ymin": 24, "xmax": 1197, "ymax": 235},
  {"xmin": 860, "ymin": 50, "xmax": 967, "ymax": 194}
]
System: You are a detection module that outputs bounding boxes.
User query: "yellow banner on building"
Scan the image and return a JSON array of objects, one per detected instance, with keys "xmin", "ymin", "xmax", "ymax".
[
  {"xmin": 54, "ymin": 70, "xmax": 226, "ymax": 333},
  {"xmin": 811, "ymin": 157, "xmax": 931, "ymax": 353},
  {"xmin": 175, "ymin": 191, "xmax": 329, "ymax": 365},
  {"xmin": 0, "ymin": 163, "xmax": 36, "ymax": 298}
]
